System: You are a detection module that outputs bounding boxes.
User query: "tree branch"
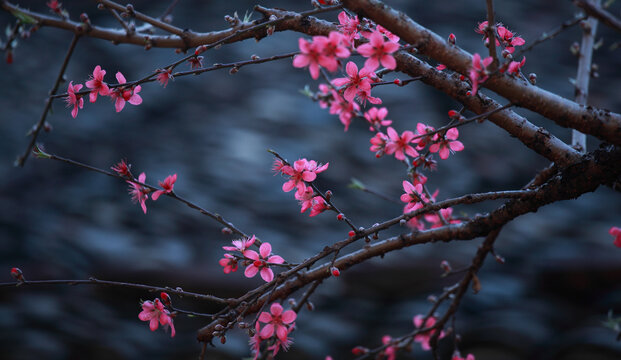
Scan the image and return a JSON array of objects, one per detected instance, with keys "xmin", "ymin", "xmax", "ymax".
[{"xmin": 340, "ymin": 0, "xmax": 621, "ymax": 146}]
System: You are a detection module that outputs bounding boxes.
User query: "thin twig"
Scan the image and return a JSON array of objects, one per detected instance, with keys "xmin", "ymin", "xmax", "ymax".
[
  {"xmin": 15, "ymin": 33, "xmax": 80, "ymax": 167},
  {"xmin": 0, "ymin": 278, "xmax": 227, "ymax": 303},
  {"xmin": 517, "ymin": 15, "xmax": 587, "ymax": 56},
  {"xmin": 574, "ymin": 0, "xmax": 621, "ymax": 33},
  {"xmin": 40, "ymin": 151, "xmax": 249, "ymax": 238}
]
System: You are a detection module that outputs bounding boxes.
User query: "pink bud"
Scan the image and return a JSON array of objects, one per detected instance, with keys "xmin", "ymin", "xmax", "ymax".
[
  {"xmin": 348, "ymin": 230, "xmax": 355, "ymax": 237},
  {"xmin": 331, "ymin": 267, "xmax": 340, "ymax": 277},
  {"xmin": 10, "ymin": 267, "xmax": 24, "ymax": 282},
  {"xmin": 448, "ymin": 33, "xmax": 456, "ymax": 45},
  {"xmin": 337, "ymin": 213, "xmax": 344, "ymax": 221},
  {"xmin": 160, "ymin": 292, "xmax": 171, "ymax": 306},
  {"xmin": 440, "ymin": 260, "xmax": 452, "ymax": 273}
]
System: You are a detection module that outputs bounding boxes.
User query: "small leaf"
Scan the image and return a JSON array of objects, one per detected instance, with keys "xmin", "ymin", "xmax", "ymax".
[
  {"xmin": 10, "ymin": 10, "xmax": 37, "ymax": 25},
  {"xmin": 348, "ymin": 178, "xmax": 366, "ymax": 190}
]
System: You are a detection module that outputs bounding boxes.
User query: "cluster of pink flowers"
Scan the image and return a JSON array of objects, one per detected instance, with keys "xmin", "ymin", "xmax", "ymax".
[
  {"xmin": 293, "ymin": 12, "xmax": 401, "ymax": 131},
  {"xmin": 475, "ymin": 21, "xmax": 525, "ymax": 54},
  {"xmin": 220, "ymin": 235, "xmax": 285, "ymax": 283},
  {"xmin": 64, "ymin": 65, "xmax": 142, "ymax": 118},
  {"xmin": 138, "ymin": 296, "xmax": 175, "ymax": 337},
  {"xmin": 250, "ymin": 302, "xmax": 297, "ymax": 359},
  {"xmin": 413, "ymin": 315, "xmax": 445, "ymax": 350},
  {"xmin": 292, "ymin": 31, "xmax": 351, "ymax": 80},
  {"xmin": 468, "ymin": 53, "xmax": 493, "ymax": 96},
  {"xmin": 273, "ymin": 158, "xmax": 330, "ymax": 217},
  {"xmin": 111, "ymin": 159, "xmax": 176, "ymax": 214}
]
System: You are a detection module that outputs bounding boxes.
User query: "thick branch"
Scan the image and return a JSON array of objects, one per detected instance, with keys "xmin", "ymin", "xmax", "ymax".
[
  {"xmin": 255, "ymin": 7, "xmax": 581, "ymax": 166},
  {"xmin": 340, "ymin": 0, "xmax": 621, "ymax": 146},
  {"xmin": 197, "ymin": 147, "xmax": 621, "ymax": 342}
]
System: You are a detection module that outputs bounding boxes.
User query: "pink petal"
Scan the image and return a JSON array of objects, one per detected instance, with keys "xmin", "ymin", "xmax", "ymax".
[
  {"xmin": 282, "ymin": 180, "xmax": 296, "ymax": 192},
  {"xmin": 151, "ymin": 190, "xmax": 163, "ymax": 201},
  {"xmin": 281, "ymin": 310, "xmax": 297, "ymax": 324},
  {"xmin": 260, "ymin": 324, "xmax": 275, "ymax": 339},
  {"xmin": 363, "ymin": 57, "xmax": 380, "ymax": 72},
  {"xmin": 345, "ymin": 61, "xmax": 358, "ymax": 77},
  {"xmin": 244, "ymin": 264, "xmax": 259, "ymax": 278},
  {"xmin": 259, "ymin": 242, "xmax": 272, "ymax": 258},
  {"xmin": 149, "ymin": 317, "xmax": 159, "ymax": 331},
  {"xmin": 386, "ymin": 127, "xmax": 399, "ymax": 141},
  {"xmin": 292, "ymin": 54, "xmax": 309, "ymax": 68},
  {"xmin": 302, "ymin": 171, "xmax": 316, "ymax": 182},
  {"xmin": 450, "ymin": 141, "xmax": 464, "ymax": 152},
  {"xmin": 439, "ymin": 146, "xmax": 450, "ymax": 160},
  {"xmin": 260, "ymin": 268, "xmax": 274, "ymax": 282},
  {"xmin": 380, "ymin": 54, "xmax": 397, "ymax": 70},
  {"xmin": 267, "ymin": 255, "xmax": 284, "ymax": 264},
  {"xmin": 259, "ymin": 312, "xmax": 272, "ymax": 323},
  {"xmin": 243, "ymin": 249, "xmax": 259, "ymax": 260},
  {"xmin": 115, "ymin": 98, "xmax": 125, "ymax": 112},
  {"xmin": 116, "ymin": 71, "xmax": 126, "ymax": 84},
  {"xmin": 276, "ymin": 324, "xmax": 288, "ymax": 342},
  {"xmin": 270, "ymin": 303, "xmax": 283, "ymax": 316},
  {"xmin": 129, "ymin": 93, "xmax": 142, "ymax": 105},
  {"xmin": 332, "ymin": 77, "xmax": 350, "ymax": 87}
]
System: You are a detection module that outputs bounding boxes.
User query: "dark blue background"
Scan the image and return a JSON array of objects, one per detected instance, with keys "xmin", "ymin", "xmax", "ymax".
[{"xmin": 1, "ymin": 0, "xmax": 621, "ymax": 359}]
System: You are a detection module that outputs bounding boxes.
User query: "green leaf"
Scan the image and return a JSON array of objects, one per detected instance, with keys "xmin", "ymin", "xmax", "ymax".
[
  {"xmin": 10, "ymin": 10, "xmax": 37, "ymax": 25},
  {"xmin": 348, "ymin": 178, "xmax": 366, "ymax": 190}
]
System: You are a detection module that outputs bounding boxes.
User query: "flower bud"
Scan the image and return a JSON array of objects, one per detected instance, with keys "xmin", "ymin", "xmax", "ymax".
[
  {"xmin": 306, "ymin": 301, "xmax": 315, "ymax": 311},
  {"xmin": 448, "ymin": 33, "xmax": 456, "ymax": 45},
  {"xmin": 10, "ymin": 267, "xmax": 24, "ymax": 282},
  {"xmin": 348, "ymin": 230, "xmax": 355, "ymax": 238},
  {"xmin": 330, "ymin": 267, "xmax": 340, "ymax": 277},
  {"xmin": 352, "ymin": 346, "xmax": 369, "ymax": 355},
  {"xmin": 160, "ymin": 292, "xmax": 172, "ymax": 306},
  {"xmin": 528, "ymin": 73, "xmax": 537, "ymax": 85},
  {"xmin": 221, "ymin": 227, "xmax": 233, "ymax": 235},
  {"xmin": 337, "ymin": 213, "xmax": 344, "ymax": 221}
]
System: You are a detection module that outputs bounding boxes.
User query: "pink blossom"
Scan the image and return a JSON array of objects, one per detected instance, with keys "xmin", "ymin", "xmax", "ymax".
[
  {"xmin": 385, "ymin": 127, "xmax": 419, "ymax": 160},
  {"xmin": 111, "ymin": 159, "xmax": 132, "ymax": 177},
  {"xmin": 152, "ymin": 174, "xmax": 177, "ymax": 200},
  {"xmin": 156, "ymin": 68, "xmax": 174, "ymax": 87},
  {"xmin": 356, "ymin": 30, "xmax": 400, "ymax": 71},
  {"xmin": 219, "ymin": 253, "xmax": 238, "ymax": 273},
  {"xmin": 369, "ymin": 131, "xmax": 388, "ymax": 157},
  {"xmin": 337, "ymin": 11, "xmax": 360, "ymax": 44},
  {"xmin": 610, "ymin": 226, "xmax": 621, "ymax": 247},
  {"xmin": 475, "ymin": 21, "xmax": 524, "ymax": 53},
  {"xmin": 401, "ymin": 180, "xmax": 426, "ymax": 214},
  {"xmin": 281, "ymin": 159, "xmax": 329, "ymax": 196},
  {"xmin": 429, "ymin": 128, "xmax": 464, "ymax": 160},
  {"xmin": 504, "ymin": 56, "xmax": 526, "ymax": 77},
  {"xmin": 267, "ymin": 325, "xmax": 295, "ymax": 357},
  {"xmin": 138, "ymin": 298, "xmax": 175, "ymax": 337},
  {"xmin": 85, "ymin": 65, "xmax": 109, "ymax": 103},
  {"xmin": 128, "ymin": 172, "xmax": 149, "ymax": 214},
  {"xmin": 329, "ymin": 93, "xmax": 360, "ymax": 131},
  {"xmin": 188, "ymin": 56, "xmax": 203, "ymax": 69},
  {"xmin": 332, "ymin": 61, "xmax": 374, "ymax": 103},
  {"xmin": 436, "ymin": 64, "xmax": 447, "ymax": 71},
  {"xmin": 310, "ymin": 196, "xmax": 328, "ymax": 216},
  {"xmin": 111, "ymin": 71, "xmax": 142, "ymax": 112},
  {"xmin": 410, "ymin": 171, "xmax": 428, "ymax": 186},
  {"xmin": 292, "ymin": 37, "xmax": 325, "ymax": 80},
  {"xmin": 223, "ymin": 235, "xmax": 257, "ymax": 252},
  {"xmin": 65, "ymin": 81, "xmax": 84, "ymax": 118},
  {"xmin": 415, "ymin": 123, "xmax": 436, "ymax": 150},
  {"xmin": 424, "ymin": 208, "xmax": 461, "ymax": 228},
  {"xmin": 469, "ymin": 53, "xmax": 493, "ymax": 96},
  {"xmin": 316, "ymin": 31, "xmax": 351, "ymax": 71},
  {"xmin": 258, "ymin": 302, "xmax": 297, "ymax": 342},
  {"xmin": 497, "ymin": 25, "xmax": 525, "ymax": 53},
  {"xmin": 249, "ymin": 322, "xmax": 262, "ymax": 360},
  {"xmin": 413, "ymin": 315, "xmax": 445, "ymax": 351},
  {"xmin": 355, "ymin": 87, "xmax": 382, "ymax": 106},
  {"xmin": 47, "ymin": 0, "xmax": 62, "ymax": 13},
  {"xmin": 364, "ymin": 107, "xmax": 392, "ymax": 131},
  {"xmin": 412, "ymin": 153, "xmax": 438, "ymax": 171},
  {"xmin": 243, "ymin": 242, "xmax": 285, "ymax": 282},
  {"xmin": 272, "ymin": 159, "xmax": 287, "ymax": 174},
  {"xmin": 381, "ymin": 335, "xmax": 397, "ymax": 360}
]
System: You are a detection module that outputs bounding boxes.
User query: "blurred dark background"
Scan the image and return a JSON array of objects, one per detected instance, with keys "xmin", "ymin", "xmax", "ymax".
[{"xmin": 1, "ymin": 0, "xmax": 621, "ymax": 359}]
